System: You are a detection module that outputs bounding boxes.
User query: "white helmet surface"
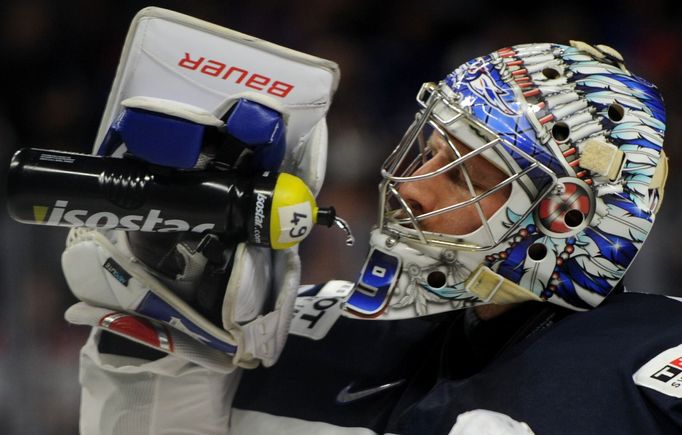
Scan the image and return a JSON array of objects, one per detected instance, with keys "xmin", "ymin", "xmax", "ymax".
[{"xmin": 345, "ymin": 42, "xmax": 668, "ymax": 319}]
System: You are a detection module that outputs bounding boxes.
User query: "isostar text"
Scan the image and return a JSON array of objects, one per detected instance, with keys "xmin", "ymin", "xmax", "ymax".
[{"xmin": 36, "ymin": 200, "xmax": 215, "ymax": 233}]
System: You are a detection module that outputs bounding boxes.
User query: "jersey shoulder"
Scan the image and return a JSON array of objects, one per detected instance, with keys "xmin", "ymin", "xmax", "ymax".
[{"xmin": 398, "ymin": 292, "xmax": 682, "ymax": 435}]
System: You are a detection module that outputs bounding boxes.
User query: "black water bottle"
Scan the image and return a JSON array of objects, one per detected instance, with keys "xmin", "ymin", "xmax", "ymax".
[{"xmin": 7, "ymin": 148, "xmax": 351, "ymax": 249}]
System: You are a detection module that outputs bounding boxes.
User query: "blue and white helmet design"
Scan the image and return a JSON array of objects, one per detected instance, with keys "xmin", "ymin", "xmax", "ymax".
[{"xmin": 345, "ymin": 41, "xmax": 668, "ymax": 319}]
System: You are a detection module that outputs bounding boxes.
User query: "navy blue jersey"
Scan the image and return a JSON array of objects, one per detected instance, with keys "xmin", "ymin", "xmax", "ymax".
[{"xmin": 233, "ymin": 292, "xmax": 682, "ymax": 434}]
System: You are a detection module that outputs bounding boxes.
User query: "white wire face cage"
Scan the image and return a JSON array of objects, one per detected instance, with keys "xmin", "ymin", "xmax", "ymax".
[{"xmin": 379, "ymin": 82, "xmax": 558, "ymax": 251}]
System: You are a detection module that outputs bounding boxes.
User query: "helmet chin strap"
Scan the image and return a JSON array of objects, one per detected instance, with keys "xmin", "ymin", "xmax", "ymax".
[{"xmin": 464, "ymin": 265, "xmax": 542, "ymax": 305}]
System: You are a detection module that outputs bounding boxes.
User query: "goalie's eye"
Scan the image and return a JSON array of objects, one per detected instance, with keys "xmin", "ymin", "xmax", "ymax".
[{"xmin": 423, "ymin": 130, "xmax": 475, "ymax": 186}]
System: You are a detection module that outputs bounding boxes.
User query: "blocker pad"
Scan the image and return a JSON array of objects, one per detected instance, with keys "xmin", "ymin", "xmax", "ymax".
[{"xmin": 94, "ymin": 6, "xmax": 340, "ymax": 193}]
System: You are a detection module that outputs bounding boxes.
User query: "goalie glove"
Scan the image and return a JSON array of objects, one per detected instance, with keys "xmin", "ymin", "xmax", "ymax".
[
  {"xmin": 59, "ymin": 7, "xmax": 340, "ymax": 373},
  {"xmin": 63, "ymin": 228, "xmax": 300, "ymax": 371}
]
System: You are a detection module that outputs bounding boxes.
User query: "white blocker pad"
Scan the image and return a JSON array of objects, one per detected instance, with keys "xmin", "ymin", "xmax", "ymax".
[{"xmin": 95, "ymin": 6, "xmax": 340, "ymax": 194}]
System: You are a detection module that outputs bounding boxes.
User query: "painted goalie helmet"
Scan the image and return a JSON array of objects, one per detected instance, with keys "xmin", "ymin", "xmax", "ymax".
[{"xmin": 344, "ymin": 41, "xmax": 668, "ymax": 319}]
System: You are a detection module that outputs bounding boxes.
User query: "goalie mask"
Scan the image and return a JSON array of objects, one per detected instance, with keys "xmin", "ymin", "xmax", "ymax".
[{"xmin": 345, "ymin": 41, "xmax": 668, "ymax": 319}]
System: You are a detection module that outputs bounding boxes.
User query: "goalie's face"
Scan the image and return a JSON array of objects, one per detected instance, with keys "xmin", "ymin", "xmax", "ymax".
[
  {"xmin": 396, "ymin": 129, "xmax": 511, "ymax": 237},
  {"xmin": 376, "ymin": 81, "xmax": 549, "ymax": 253}
]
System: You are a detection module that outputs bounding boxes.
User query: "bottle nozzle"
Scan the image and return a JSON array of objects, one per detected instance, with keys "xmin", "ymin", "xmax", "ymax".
[
  {"xmin": 334, "ymin": 216, "xmax": 355, "ymax": 246},
  {"xmin": 316, "ymin": 207, "xmax": 354, "ymax": 246}
]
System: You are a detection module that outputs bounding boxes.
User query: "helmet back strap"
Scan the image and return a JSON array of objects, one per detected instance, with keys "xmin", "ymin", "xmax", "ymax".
[
  {"xmin": 650, "ymin": 150, "xmax": 669, "ymax": 214},
  {"xmin": 579, "ymin": 139, "xmax": 625, "ymax": 181}
]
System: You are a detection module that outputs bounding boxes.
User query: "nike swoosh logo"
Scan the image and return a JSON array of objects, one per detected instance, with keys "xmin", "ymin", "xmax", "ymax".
[{"xmin": 336, "ymin": 379, "xmax": 406, "ymax": 404}]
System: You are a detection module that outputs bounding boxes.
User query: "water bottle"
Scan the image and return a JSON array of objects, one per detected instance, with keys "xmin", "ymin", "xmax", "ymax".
[{"xmin": 7, "ymin": 148, "xmax": 353, "ymax": 249}]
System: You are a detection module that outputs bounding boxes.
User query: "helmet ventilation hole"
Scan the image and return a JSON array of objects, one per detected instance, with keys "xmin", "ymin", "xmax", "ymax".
[
  {"xmin": 564, "ymin": 209, "xmax": 584, "ymax": 228},
  {"xmin": 542, "ymin": 67, "xmax": 560, "ymax": 79},
  {"xmin": 551, "ymin": 122, "xmax": 570, "ymax": 142},
  {"xmin": 528, "ymin": 243, "xmax": 548, "ymax": 261},
  {"xmin": 427, "ymin": 271, "xmax": 447, "ymax": 288},
  {"xmin": 608, "ymin": 103, "xmax": 625, "ymax": 122}
]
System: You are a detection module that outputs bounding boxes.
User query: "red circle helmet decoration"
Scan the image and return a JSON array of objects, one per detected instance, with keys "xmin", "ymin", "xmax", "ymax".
[{"xmin": 536, "ymin": 178, "xmax": 594, "ymax": 237}]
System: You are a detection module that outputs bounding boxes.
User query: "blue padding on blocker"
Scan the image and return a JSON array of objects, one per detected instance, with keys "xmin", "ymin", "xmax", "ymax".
[
  {"xmin": 96, "ymin": 127, "xmax": 123, "ymax": 157},
  {"xmin": 136, "ymin": 292, "xmax": 237, "ymax": 354},
  {"xmin": 98, "ymin": 108, "xmax": 205, "ymax": 169},
  {"xmin": 225, "ymin": 99, "xmax": 286, "ymax": 171}
]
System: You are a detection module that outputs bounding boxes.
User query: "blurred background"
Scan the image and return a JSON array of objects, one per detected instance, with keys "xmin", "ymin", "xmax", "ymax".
[{"xmin": 0, "ymin": 0, "xmax": 680, "ymax": 432}]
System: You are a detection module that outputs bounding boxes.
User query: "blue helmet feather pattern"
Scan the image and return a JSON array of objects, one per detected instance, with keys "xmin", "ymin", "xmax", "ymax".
[
  {"xmin": 564, "ymin": 258, "xmax": 612, "ymax": 296},
  {"xmin": 583, "ymin": 227, "xmax": 637, "ymax": 267},
  {"xmin": 602, "ymin": 194, "xmax": 652, "ymax": 220},
  {"xmin": 553, "ymin": 270, "xmax": 594, "ymax": 310},
  {"xmin": 496, "ymin": 236, "xmax": 543, "ymax": 283}
]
